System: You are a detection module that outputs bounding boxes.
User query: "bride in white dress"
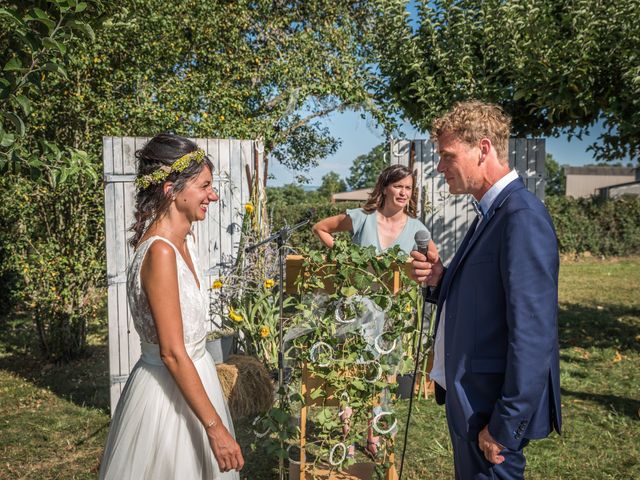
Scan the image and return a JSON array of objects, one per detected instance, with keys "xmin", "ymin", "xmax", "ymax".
[{"xmin": 99, "ymin": 133, "xmax": 243, "ymax": 479}]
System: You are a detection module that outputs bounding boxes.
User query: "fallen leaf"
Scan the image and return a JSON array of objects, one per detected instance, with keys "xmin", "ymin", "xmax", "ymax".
[{"xmin": 613, "ymin": 351, "xmax": 623, "ymax": 363}]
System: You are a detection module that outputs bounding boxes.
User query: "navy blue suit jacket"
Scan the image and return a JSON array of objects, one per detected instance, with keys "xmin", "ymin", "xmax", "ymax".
[{"xmin": 427, "ymin": 178, "xmax": 562, "ymax": 450}]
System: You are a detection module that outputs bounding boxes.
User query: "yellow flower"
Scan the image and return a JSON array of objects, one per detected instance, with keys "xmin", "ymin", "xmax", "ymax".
[
  {"xmin": 228, "ymin": 307, "xmax": 243, "ymax": 323},
  {"xmin": 264, "ymin": 279, "xmax": 275, "ymax": 289},
  {"xmin": 211, "ymin": 279, "xmax": 223, "ymax": 289},
  {"xmin": 259, "ymin": 325, "xmax": 270, "ymax": 338},
  {"xmin": 244, "ymin": 203, "xmax": 254, "ymax": 214},
  {"xmin": 404, "ymin": 303, "xmax": 413, "ymax": 313}
]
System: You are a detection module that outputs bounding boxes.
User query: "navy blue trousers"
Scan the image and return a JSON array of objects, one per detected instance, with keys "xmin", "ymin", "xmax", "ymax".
[{"xmin": 450, "ymin": 431, "xmax": 527, "ymax": 480}]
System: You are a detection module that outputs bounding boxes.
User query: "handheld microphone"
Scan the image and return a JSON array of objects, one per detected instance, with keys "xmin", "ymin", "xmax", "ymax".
[
  {"xmin": 414, "ymin": 230, "xmax": 430, "ymax": 257},
  {"xmin": 414, "ymin": 230, "xmax": 430, "ymax": 293}
]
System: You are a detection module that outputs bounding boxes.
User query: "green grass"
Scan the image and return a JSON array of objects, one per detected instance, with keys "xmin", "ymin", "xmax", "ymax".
[{"xmin": 1, "ymin": 257, "xmax": 638, "ymax": 479}]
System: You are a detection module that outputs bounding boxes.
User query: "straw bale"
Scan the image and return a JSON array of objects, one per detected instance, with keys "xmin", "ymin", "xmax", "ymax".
[{"xmin": 216, "ymin": 355, "xmax": 274, "ymax": 420}]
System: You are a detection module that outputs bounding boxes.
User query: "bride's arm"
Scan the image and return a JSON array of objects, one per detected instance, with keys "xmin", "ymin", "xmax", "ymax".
[{"xmin": 141, "ymin": 241, "xmax": 244, "ymax": 472}]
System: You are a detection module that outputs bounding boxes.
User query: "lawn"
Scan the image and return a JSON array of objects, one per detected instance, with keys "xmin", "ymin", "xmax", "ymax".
[{"xmin": 1, "ymin": 256, "xmax": 638, "ymax": 479}]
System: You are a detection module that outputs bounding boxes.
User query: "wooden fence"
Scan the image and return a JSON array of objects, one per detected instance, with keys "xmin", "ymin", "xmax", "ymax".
[
  {"xmin": 103, "ymin": 137, "xmax": 263, "ymax": 413},
  {"xmin": 390, "ymin": 138, "xmax": 545, "ymax": 264}
]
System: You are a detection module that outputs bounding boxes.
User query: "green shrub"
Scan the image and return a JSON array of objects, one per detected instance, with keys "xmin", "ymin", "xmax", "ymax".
[
  {"xmin": 546, "ymin": 195, "xmax": 640, "ymax": 256},
  {"xmin": 0, "ymin": 174, "xmax": 104, "ymax": 360},
  {"xmin": 269, "ymin": 195, "xmax": 640, "ymax": 257},
  {"xmin": 268, "ymin": 200, "xmax": 361, "ymax": 249}
]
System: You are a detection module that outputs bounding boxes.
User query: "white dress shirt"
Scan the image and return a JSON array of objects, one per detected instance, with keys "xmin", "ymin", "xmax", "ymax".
[{"xmin": 429, "ymin": 170, "xmax": 519, "ymax": 390}]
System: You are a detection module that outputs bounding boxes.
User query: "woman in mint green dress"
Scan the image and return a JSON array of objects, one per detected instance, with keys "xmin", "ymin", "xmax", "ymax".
[
  {"xmin": 312, "ymin": 164, "xmax": 433, "ymax": 458},
  {"xmin": 312, "ymin": 164, "xmax": 430, "ymax": 254}
]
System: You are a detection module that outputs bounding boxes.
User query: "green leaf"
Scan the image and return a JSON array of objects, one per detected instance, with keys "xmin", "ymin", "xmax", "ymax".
[
  {"xmin": 66, "ymin": 20, "xmax": 95, "ymax": 41},
  {"xmin": 0, "ymin": 131, "xmax": 16, "ymax": 147},
  {"xmin": 43, "ymin": 62, "xmax": 69, "ymax": 79},
  {"xmin": 3, "ymin": 57, "xmax": 23, "ymax": 72},
  {"xmin": 14, "ymin": 95, "xmax": 31, "ymax": 115},
  {"xmin": 0, "ymin": 8, "xmax": 24, "ymax": 27},
  {"xmin": 75, "ymin": 2, "xmax": 88, "ymax": 13},
  {"xmin": 26, "ymin": 9, "xmax": 56, "ymax": 32},
  {"xmin": 42, "ymin": 37, "xmax": 67, "ymax": 54},
  {"xmin": 340, "ymin": 286, "xmax": 358, "ymax": 297},
  {"xmin": 33, "ymin": 8, "xmax": 50, "ymax": 20},
  {"xmin": 4, "ymin": 112, "xmax": 25, "ymax": 135},
  {"xmin": 513, "ymin": 89, "xmax": 527, "ymax": 101}
]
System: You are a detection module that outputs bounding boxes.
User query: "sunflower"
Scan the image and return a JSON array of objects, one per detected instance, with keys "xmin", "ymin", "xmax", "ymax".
[
  {"xmin": 259, "ymin": 325, "xmax": 270, "ymax": 338},
  {"xmin": 228, "ymin": 307, "xmax": 243, "ymax": 323}
]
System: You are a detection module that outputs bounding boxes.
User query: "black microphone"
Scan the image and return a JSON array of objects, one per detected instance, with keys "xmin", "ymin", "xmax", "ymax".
[
  {"xmin": 414, "ymin": 230, "xmax": 431, "ymax": 294},
  {"xmin": 414, "ymin": 230, "xmax": 430, "ymax": 257}
]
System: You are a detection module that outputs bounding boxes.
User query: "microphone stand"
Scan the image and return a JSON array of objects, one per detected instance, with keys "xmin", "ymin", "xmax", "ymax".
[
  {"xmin": 398, "ymin": 285, "xmax": 433, "ymax": 480},
  {"xmin": 244, "ymin": 216, "xmax": 311, "ymax": 480}
]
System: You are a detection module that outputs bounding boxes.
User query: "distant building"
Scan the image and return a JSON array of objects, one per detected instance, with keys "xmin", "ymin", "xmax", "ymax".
[
  {"xmin": 596, "ymin": 180, "xmax": 640, "ymax": 199},
  {"xmin": 564, "ymin": 166, "xmax": 639, "ymax": 198},
  {"xmin": 331, "ymin": 188, "xmax": 372, "ymax": 203}
]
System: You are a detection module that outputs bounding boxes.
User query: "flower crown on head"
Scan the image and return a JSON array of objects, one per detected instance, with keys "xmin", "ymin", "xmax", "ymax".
[{"xmin": 135, "ymin": 149, "xmax": 206, "ymax": 189}]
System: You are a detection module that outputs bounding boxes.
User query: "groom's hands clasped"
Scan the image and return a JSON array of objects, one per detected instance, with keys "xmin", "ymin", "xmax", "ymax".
[{"xmin": 410, "ymin": 240, "xmax": 444, "ymax": 286}]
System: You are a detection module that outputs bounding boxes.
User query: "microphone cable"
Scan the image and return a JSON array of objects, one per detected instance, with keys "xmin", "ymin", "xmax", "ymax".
[{"xmin": 398, "ymin": 289, "xmax": 431, "ymax": 480}]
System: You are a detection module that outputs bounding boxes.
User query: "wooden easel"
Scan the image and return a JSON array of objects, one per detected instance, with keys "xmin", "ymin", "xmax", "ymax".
[{"xmin": 286, "ymin": 255, "xmax": 412, "ymax": 480}]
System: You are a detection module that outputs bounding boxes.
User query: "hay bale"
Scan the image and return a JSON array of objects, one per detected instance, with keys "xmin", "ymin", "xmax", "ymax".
[{"xmin": 216, "ymin": 355, "xmax": 274, "ymax": 420}]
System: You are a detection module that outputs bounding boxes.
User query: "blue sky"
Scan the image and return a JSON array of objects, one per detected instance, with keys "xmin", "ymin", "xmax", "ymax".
[
  {"xmin": 268, "ymin": 0, "xmax": 613, "ymax": 187},
  {"xmin": 267, "ymin": 109, "xmax": 604, "ymax": 187}
]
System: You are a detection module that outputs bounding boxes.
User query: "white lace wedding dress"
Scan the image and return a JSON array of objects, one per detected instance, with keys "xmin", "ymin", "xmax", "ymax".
[{"xmin": 99, "ymin": 235, "xmax": 239, "ymax": 480}]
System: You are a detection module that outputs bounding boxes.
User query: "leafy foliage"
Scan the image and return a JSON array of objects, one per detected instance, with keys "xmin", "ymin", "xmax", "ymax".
[
  {"xmin": 253, "ymin": 240, "xmax": 420, "ymax": 472},
  {"xmin": 269, "ymin": 201, "xmax": 361, "ymax": 250},
  {"xmin": 546, "ymin": 196, "xmax": 640, "ymax": 256},
  {"xmin": 545, "ymin": 153, "xmax": 565, "ymax": 197},
  {"xmin": 347, "ymin": 142, "xmax": 388, "ymax": 190},
  {"xmin": 0, "ymin": 173, "xmax": 104, "ymax": 360},
  {"xmin": 31, "ymin": 0, "xmax": 389, "ymax": 172},
  {"xmin": 0, "ymin": 0, "xmax": 98, "ymax": 176},
  {"xmin": 316, "ymin": 171, "xmax": 347, "ymax": 199},
  {"xmin": 373, "ymin": 0, "xmax": 640, "ymax": 162}
]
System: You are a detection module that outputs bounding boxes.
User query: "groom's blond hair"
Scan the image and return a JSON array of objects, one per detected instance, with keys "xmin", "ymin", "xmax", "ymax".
[{"xmin": 431, "ymin": 101, "xmax": 512, "ymax": 164}]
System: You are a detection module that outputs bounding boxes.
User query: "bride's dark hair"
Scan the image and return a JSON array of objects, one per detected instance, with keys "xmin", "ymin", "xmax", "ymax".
[{"xmin": 129, "ymin": 133, "xmax": 214, "ymax": 248}]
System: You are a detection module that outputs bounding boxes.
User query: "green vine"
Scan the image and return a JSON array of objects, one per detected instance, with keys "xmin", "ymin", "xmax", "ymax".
[{"xmin": 254, "ymin": 239, "xmax": 420, "ymax": 475}]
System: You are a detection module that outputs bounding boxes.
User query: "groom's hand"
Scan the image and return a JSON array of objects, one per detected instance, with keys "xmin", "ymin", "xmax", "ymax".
[
  {"xmin": 478, "ymin": 425, "xmax": 505, "ymax": 464},
  {"xmin": 410, "ymin": 240, "xmax": 443, "ymax": 286}
]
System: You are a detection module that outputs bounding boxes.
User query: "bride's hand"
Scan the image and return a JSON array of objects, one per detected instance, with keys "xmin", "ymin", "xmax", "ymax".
[{"xmin": 206, "ymin": 423, "xmax": 244, "ymax": 472}]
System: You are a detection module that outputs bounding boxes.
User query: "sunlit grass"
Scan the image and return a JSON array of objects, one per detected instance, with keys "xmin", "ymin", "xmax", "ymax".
[{"xmin": 1, "ymin": 257, "xmax": 638, "ymax": 479}]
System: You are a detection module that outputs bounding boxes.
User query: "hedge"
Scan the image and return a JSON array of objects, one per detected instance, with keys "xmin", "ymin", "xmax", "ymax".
[
  {"xmin": 268, "ymin": 196, "xmax": 640, "ymax": 257},
  {"xmin": 545, "ymin": 195, "xmax": 640, "ymax": 256}
]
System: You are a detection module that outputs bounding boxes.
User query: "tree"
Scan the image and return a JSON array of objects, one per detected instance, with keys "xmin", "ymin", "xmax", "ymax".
[
  {"xmin": 266, "ymin": 183, "xmax": 313, "ymax": 208},
  {"xmin": 373, "ymin": 0, "xmax": 640, "ymax": 162},
  {"xmin": 316, "ymin": 171, "xmax": 347, "ymax": 199},
  {"xmin": 0, "ymin": 0, "xmax": 98, "ymax": 181},
  {"xmin": 544, "ymin": 153, "xmax": 565, "ymax": 197},
  {"xmin": 0, "ymin": 0, "xmax": 394, "ymax": 359},
  {"xmin": 347, "ymin": 142, "xmax": 387, "ymax": 190},
  {"xmin": 30, "ymin": 0, "xmax": 391, "ymax": 172}
]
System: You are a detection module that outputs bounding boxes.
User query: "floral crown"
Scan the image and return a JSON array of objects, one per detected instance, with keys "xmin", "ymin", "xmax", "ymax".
[{"xmin": 135, "ymin": 149, "xmax": 206, "ymax": 189}]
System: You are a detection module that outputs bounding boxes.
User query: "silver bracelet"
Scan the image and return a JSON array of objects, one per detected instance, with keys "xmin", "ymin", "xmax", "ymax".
[{"xmin": 205, "ymin": 418, "xmax": 218, "ymax": 429}]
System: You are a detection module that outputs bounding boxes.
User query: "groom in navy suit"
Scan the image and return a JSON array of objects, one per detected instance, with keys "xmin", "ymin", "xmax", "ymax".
[{"xmin": 411, "ymin": 101, "xmax": 561, "ymax": 479}]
